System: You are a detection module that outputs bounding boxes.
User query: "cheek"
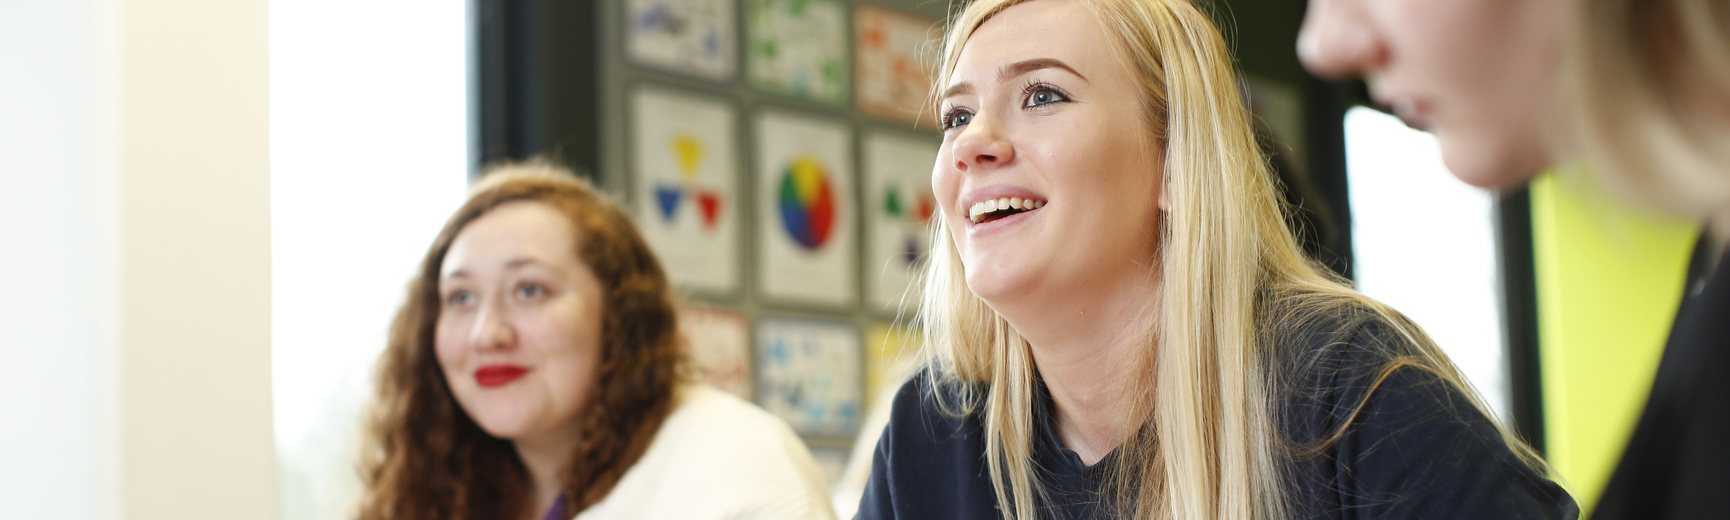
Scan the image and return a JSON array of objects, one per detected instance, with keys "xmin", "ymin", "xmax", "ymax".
[
  {"xmin": 432, "ymin": 316, "xmax": 466, "ymax": 370},
  {"xmin": 530, "ymin": 298, "xmax": 605, "ymax": 382},
  {"xmin": 932, "ymin": 150, "xmax": 965, "ymax": 223}
]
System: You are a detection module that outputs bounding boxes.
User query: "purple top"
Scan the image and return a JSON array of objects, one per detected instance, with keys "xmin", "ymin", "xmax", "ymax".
[{"xmin": 539, "ymin": 494, "xmax": 568, "ymax": 520}]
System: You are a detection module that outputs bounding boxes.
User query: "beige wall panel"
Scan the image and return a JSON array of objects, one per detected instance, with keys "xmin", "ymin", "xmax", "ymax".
[{"xmin": 120, "ymin": 0, "xmax": 274, "ymax": 518}]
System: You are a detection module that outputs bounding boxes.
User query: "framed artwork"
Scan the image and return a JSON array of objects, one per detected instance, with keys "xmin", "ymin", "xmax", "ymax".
[
  {"xmin": 864, "ymin": 323, "xmax": 918, "ymax": 411},
  {"xmin": 678, "ymin": 306, "xmax": 753, "ymax": 399},
  {"xmin": 755, "ymin": 316, "xmax": 863, "ymax": 437},
  {"xmin": 631, "ymin": 86, "xmax": 741, "ymax": 294},
  {"xmin": 744, "ymin": 0, "xmax": 850, "ymax": 106},
  {"xmin": 624, "ymin": 0, "xmax": 737, "ymax": 81},
  {"xmin": 853, "ymin": 4, "xmax": 941, "ymax": 128},
  {"xmin": 753, "ymin": 110, "xmax": 857, "ymax": 307},
  {"xmin": 862, "ymin": 130, "xmax": 939, "ymax": 313}
]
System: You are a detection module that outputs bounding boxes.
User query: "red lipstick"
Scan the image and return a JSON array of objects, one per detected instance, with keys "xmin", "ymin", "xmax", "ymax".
[{"xmin": 475, "ymin": 365, "xmax": 527, "ymax": 388}]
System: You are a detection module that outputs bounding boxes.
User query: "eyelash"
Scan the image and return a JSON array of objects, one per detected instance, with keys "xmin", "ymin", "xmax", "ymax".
[
  {"xmin": 1019, "ymin": 80, "xmax": 1070, "ymax": 108},
  {"xmin": 940, "ymin": 81, "xmax": 1073, "ymax": 131}
]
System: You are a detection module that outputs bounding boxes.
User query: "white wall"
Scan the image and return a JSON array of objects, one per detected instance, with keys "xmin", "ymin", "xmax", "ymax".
[
  {"xmin": 0, "ymin": 1, "xmax": 102, "ymax": 518},
  {"xmin": 120, "ymin": 0, "xmax": 275, "ymax": 518},
  {"xmin": 269, "ymin": 2, "xmax": 470, "ymax": 519},
  {"xmin": 1, "ymin": 1, "xmax": 275, "ymax": 518}
]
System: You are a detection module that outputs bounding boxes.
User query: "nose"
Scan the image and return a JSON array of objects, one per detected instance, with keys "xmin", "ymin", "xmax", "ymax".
[
  {"xmin": 468, "ymin": 298, "xmax": 516, "ymax": 351},
  {"xmin": 1296, "ymin": 0, "xmax": 1386, "ymax": 79},
  {"xmin": 950, "ymin": 115, "xmax": 1014, "ymax": 174}
]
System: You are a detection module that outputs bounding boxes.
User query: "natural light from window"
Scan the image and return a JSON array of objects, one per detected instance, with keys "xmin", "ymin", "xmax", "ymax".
[
  {"xmin": 1345, "ymin": 106, "xmax": 1512, "ymax": 425},
  {"xmin": 270, "ymin": 2, "xmax": 469, "ymax": 518}
]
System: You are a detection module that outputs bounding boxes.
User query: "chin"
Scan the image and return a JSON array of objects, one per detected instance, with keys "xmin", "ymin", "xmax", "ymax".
[
  {"xmin": 1440, "ymin": 135, "xmax": 1550, "ymax": 190},
  {"xmin": 961, "ymin": 261, "xmax": 1037, "ymax": 311},
  {"xmin": 461, "ymin": 401, "xmax": 535, "ymax": 440},
  {"xmin": 473, "ymin": 417, "xmax": 532, "ymax": 440}
]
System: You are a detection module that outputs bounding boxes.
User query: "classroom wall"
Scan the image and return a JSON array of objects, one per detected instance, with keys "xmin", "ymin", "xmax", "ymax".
[
  {"xmin": 0, "ymin": 0, "xmax": 275, "ymax": 518},
  {"xmin": 1531, "ymin": 172, "xmax": 1697, "ymax": 508},
  {"xmin": 0, "ymin": 1, "xmax": 106, "ymax": 517},
  {"xmin": 121, "ymin": 0, "xmax": 275, "ymax": 518}
]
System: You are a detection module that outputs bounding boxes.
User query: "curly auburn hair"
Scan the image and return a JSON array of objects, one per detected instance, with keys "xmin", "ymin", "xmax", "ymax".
[{"xmin": 356, "ymin": 161, "xmax": 685, "ymax": 519}]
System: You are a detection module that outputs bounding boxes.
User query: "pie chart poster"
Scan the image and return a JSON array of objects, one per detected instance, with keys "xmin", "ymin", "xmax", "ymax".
[
  {"xmin": 753, "ymin": 110, "xmax": 857, "ymax": 307},
  {"xmin": 631, "ymin": 87, "xmax": 740, "ymax": 294}
]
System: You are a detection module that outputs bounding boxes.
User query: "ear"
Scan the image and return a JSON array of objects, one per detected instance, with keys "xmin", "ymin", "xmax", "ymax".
[
  {"xmin": 1153, "ymin": 140, "xmax": 1171, "ymax": 212},
  {"xmin": 1154, "ymin": 155, "xmax": 1171, "ymax": 212}
]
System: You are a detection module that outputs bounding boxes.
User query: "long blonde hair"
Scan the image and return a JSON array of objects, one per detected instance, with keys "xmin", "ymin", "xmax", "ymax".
[
  {"xmin": 1557, "ymin": 0, "xmax": 1730, "ymax": 215},
  {"xmin": 917, "ymin": 1, "xmax": 1546, "ymax": 519}
]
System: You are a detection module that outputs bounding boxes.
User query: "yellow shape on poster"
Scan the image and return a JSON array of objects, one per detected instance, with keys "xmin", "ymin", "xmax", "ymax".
[
  {"xmin": 864, "ymin": 323, "xmax": 920, "ymax": 411},
  {"xmin": 671, "ymin": 133, "xmax": 705, "ymax": 181}
]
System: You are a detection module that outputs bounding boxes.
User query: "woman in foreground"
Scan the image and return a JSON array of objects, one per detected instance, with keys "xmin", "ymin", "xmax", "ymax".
[{"xmin": 1300, "ymin": 0, "xmax": 1730, "ymax": 516}]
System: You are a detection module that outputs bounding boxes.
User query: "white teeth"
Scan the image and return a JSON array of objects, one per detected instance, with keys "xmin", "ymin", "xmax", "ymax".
[{"xmin": 966, "ymin": 197, "xmax": 1047, "ymax": 223}]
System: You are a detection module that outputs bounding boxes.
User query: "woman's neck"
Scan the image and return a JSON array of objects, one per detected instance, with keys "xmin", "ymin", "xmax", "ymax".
[
  {"xmin": 1004, "ymin": 267, "xmax": 1161, "ymax": 465},
  {"xmin": 513, "ymin": 426, "xmax": 581, "ymax": 520}
]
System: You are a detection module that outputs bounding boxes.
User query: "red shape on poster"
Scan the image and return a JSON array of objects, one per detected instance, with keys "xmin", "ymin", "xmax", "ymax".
[{"xmin": 697, "ymin": 191, "xmax": 723, "ymax": 229}]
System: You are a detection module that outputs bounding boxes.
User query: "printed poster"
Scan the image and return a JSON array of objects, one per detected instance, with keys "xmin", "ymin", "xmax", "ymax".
[
  {"xmin": 863, "ymin": 130, "xmax": 939, "ymax": 312},
  {"xmin": 632, "ymin": 87, "xmax": 741, "ymax": 293},
  {"xmin": 864, "ymin": 323, "xmax": 919, "ymax": 411},
  {"xmin": 745, "ymin": 0, "xmax": 850, "ymax": 105},
  {"xmin": 625, "ymin": 0, "xmax": 737, "ymax": 81},
  {"xmin": 854, "ymin": 4, "xmax": 941, "ymax": 127},
  {"xmin": 754, "ymin": 110, "xmax": 857, "ymax": 307},
  {"xmin": 755, "ymin": 317, "xmax": 863, "ymax": 437},
  {"xmin": 679, "ymin": 306, "xmax": 752, "ymax": 399}
]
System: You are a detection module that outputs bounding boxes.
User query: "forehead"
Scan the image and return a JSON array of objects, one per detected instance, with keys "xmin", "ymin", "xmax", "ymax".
[
  {"xmin": 951, "ymin": 0, "xmax": 1114, "ymax": 81},
  {"xmin": 441, "ymin": 200, "xmax": 579, "ymax": 277}
]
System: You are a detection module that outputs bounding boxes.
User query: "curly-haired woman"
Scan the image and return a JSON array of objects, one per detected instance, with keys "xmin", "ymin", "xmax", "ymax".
[{"xmin": 356, "ymin": 162, "xmax": 836, "ymax": 520}]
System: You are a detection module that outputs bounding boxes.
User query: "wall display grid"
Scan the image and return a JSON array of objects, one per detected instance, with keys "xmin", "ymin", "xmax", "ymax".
[{"xmin": 597, "ymin": 0, "xmax": 946, "ymax": 451}]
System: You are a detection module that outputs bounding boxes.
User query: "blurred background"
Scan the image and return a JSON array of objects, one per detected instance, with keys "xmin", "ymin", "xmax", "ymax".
[{"xmin": 0, "ymin": 0, "xmax": 1700, "ymax": 519}]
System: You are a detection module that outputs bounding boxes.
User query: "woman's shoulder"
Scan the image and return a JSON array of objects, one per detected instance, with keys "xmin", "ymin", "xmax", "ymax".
[
  {"xmin": 657, "ymin": 384, "xmax": 813, "ymax": 457},
  {"xmin": 874, "ymin": 369, "xmax": 991, "ymax": 470},
  {"xmin": 1267, "ymin": 300, "xmax": 1424, "ymax": 383},
  {"xmin": 1265, "ymin": 302, "xmax": 1452, "ymax": 436},
  {"xmin": 579, "ymin": 384, "xmax": 836, "ymax": 519}
]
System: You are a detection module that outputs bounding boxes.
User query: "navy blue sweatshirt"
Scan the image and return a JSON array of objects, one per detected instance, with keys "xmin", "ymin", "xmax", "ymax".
[{"xmin": 857, "ymin": 314, "xmax": 1578, "ymax": 519}]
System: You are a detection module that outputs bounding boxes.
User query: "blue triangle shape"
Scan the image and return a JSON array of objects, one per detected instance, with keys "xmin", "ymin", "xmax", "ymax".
[{"xmin": 655, "ymin": 186, "xmax": 683, "ymax": 221}]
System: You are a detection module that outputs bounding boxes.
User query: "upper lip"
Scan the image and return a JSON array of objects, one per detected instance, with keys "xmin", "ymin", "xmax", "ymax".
[{"xmin": 958, "ymin": 184, "xmax": 1048, "ymax": 218}]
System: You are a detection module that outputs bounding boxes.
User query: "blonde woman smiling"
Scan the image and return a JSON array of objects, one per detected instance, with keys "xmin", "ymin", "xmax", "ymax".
[{"xmin": 856, "ymin": 0, "xmax": 1576, "ymax": 518}]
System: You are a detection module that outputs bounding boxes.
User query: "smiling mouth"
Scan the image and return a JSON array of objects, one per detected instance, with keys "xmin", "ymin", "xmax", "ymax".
[{"xmin": 968, "ymin": 197, "xmax": 1046, "ymax": 224}]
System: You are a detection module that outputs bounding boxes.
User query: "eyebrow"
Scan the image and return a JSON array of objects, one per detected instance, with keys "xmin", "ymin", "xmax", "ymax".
[
  {"xmin": 441, "ymin": 257, "xmax": 546, "ymax": 280},
  {"xmin": 939, "ymin": 58, "xmax": 1090, "ymax": 100}
]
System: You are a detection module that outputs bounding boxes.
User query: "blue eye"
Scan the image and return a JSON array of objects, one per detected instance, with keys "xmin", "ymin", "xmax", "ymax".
[
  {"xmin": 515, "ymin": 283, "xmax": 546, "ymax": 299},
  {"xmin": 941, "ymin": 108, "xmax": 974, "ymax": 130},
  {"xmin": 446, "ymin": 290, "xmax": 475, "ymax": 307},
  {"xmin": 1023, "ymin": 84, "xmax": 1070, "ymax": 108}
]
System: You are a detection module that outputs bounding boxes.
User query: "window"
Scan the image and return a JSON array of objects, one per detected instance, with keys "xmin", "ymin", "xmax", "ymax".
[
  {"xmin": 271, "ymin": 2, "xmax": 469, "ymax": 517},
  {"xmin": 1345, "ymin": 106, "xmax": 1512, "ymax": 424}
]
